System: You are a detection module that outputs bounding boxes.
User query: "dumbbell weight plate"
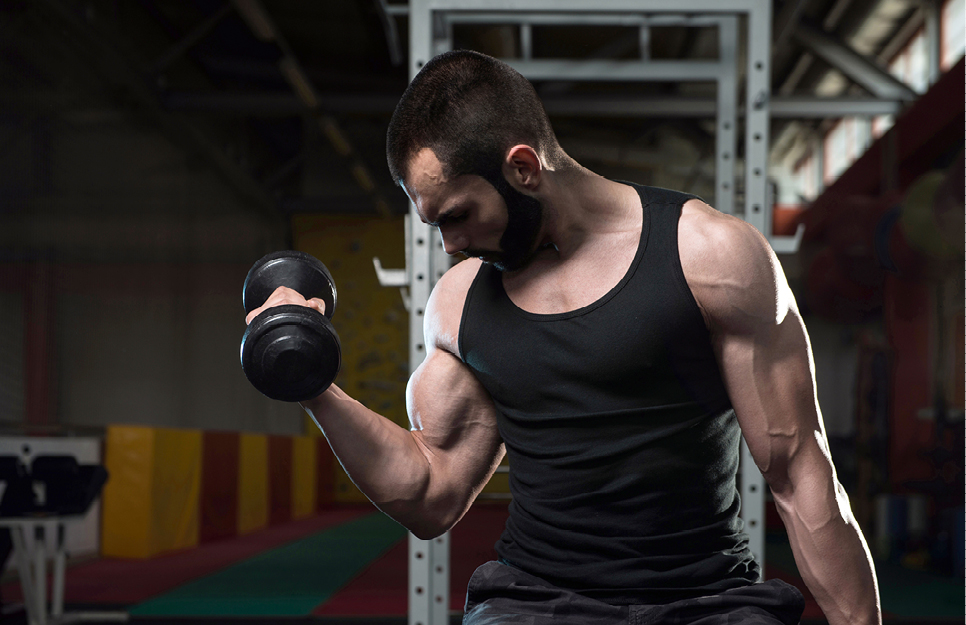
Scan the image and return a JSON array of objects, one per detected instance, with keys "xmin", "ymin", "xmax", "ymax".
[
  {"xmin": 243, "ymin": 251, "xmax": 337, "ymax": 318},
  {"xmin": 241, "ymin": 305, "xmax": 342, "ymax": 402}
]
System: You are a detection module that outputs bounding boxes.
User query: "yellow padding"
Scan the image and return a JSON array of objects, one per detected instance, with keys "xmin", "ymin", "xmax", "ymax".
[
  {"xmin": 291, "ymin": 437, "xmax": 316, "ymax": 519},
  {"xmin": 101, "ymin": 426, "xmax": 201, "ymax": 558},
  {"xmin": 238, "ymin": 433, "xmax": 268, "ymax": 534},
  {"xmin": 152, "ymin": 428, "xmax": 202, "ymax": 554},
  {"xmin": 102, "ymin": 426, "xmax": 154, "ymax": 558}
]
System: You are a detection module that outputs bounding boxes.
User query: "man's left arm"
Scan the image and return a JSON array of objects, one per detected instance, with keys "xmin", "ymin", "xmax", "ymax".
[{"xmin": 680, "ymin": 201, "xmax": 882, "ymax": 625}]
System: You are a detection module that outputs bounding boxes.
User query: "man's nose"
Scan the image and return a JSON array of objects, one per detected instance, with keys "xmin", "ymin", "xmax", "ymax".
[{"xmin": 439, "ymin": 228, "xmax": 467, "ymax": 255}]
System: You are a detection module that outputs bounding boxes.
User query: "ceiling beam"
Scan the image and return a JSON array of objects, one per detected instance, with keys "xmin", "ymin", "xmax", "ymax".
[
  {"xmin": 792, "ymin": 21, "xmax": 918, "ymax": 100},
  {"xmin": 160, "ymin": 91, "xmax": 903, "ymax": 119}
]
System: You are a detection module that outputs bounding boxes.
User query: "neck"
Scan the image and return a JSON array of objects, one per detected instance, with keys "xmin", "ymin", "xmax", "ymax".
[{"xmin": 534, "ymin": 168, "xmax": 639, "ymax": 259}]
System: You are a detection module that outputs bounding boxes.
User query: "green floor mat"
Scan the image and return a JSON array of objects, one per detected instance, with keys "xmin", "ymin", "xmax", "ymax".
[{"xmin": 130, "ymin": 512, "xmax": 409, "ymax": 617}]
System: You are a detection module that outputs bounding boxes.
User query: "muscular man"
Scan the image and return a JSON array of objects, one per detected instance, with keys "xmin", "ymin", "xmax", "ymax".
[{"xmin": 247, "ymin": 50, "xmax": 881, "ymax": 625}]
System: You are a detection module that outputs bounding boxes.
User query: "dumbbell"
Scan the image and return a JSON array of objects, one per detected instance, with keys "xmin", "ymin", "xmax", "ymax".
[{"xmin": 240, "ymin": 251, "xmax": 341, "ymax": 402}]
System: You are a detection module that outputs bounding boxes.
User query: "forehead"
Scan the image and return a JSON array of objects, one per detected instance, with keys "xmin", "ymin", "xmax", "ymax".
[{"xmin": 402, "ymin": 148, "xmax": 483, "ymax": 222}]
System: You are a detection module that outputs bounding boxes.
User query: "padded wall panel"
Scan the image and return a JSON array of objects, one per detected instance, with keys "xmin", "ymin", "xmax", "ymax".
[
  {"xmin": 291, "ymin": 436, "xmax": 316, "ymax": 520},
  {"xmin": 102, "ymin": 426, "xmax": 155, "ymax": 558},
  {"xmin": 316, "ymin": 437, "xmax": 336, "ymax": 509},
  {"xmin": 151, "ymin": 428, "xmax": 202, "ymax": 554},
  {"xmin": 200, "ymin": 430, "xmax": 240, "ymax": 543},
  {"xmin": 238, "ymin": 433, "xmax": 268, "ymax": 534},
  {"xmin": 268, "ymin": 435, "xmax": 293, "ymax": 525}
]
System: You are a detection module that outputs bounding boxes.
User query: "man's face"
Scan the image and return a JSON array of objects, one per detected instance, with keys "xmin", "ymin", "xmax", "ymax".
[{"xmin": 401, "ymin": 148, "xmax": 543, "ymax": 272}]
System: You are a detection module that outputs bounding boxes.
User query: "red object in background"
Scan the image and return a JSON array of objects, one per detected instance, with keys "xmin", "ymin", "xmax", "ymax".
[
  {"xmin": 269, "ymin": 435, "xmax": 293, "ymax": 525},
  {"xmin": 200, "ymin": 431, "xmax": 240, "ymax": 543},
  {"xmin": 316, "ymin": 436, "xmax": 337, "ymax": 509},
  {"xmin": 772, "ymin": 204, "xmax": 805, "ymax": 237}
]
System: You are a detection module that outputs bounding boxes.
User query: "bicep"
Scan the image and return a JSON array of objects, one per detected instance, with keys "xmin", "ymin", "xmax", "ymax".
[{"xmin": 406, "ymin": 344, "xmax": 505, "ymax": 505}]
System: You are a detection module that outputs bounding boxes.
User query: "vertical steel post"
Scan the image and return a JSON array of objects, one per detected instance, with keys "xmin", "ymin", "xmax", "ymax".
[
  {"xmin": 716, "ymin": 17, "xmax": 738, "ymax": 215},
  {"xmin": 739, "ymin": 0, "xmax": 771, "ymax": 574},
  {"xmin": 407, "ymin": 3, "xmax": 451, "ymax": 623}
]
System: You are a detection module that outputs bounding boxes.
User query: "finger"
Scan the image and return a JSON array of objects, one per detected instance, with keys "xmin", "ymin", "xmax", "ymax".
[{"xmin": 306, "ymin": 298, "xmax": 327, "ymax": 316}]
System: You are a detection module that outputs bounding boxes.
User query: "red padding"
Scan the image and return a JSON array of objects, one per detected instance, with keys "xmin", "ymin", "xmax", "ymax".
[
  {"xmin": 269, "ymin": 435, "xmax": 293, "ymax": 525},
  {"xmin": 200, "ymin": 431, "xmax": 239, "ymax": 543}
]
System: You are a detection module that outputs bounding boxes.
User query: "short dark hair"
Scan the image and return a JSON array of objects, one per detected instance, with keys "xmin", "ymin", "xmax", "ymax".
[{"xmin": 386, "ymin": 50, "xmax": 566, "ymax": 186}]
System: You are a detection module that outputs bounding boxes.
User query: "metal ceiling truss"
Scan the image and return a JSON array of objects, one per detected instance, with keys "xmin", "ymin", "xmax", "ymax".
[
  {"xmin": 388, "ymin": 2, "xmax": 786, "ymax": 623},
  {"xmin": 792, "ymin": 21, "xmax": 918, "ymax": 100}
]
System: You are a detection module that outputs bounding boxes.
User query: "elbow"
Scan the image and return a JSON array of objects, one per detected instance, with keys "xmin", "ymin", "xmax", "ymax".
[
  {"xmin": 376, "ymin": 495, "xmax": 462, "ymax": 540},
  {"xmin": 400, "ymin": 507, "xmax": 460, "ymax": 540},
  {"xmin": 409, "ymin": 523, "xmax": 448, "ymax": 541}
]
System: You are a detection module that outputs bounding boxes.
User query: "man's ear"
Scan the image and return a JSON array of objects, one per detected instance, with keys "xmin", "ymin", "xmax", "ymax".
[{"xmin": 502, "ymin": 145, "xmax": 542, "ymax": 191}]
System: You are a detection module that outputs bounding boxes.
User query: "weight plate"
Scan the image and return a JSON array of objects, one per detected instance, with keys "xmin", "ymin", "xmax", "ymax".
[
  {"xmin": 241, "ymin": 305, "xmax": 341, "ymax": 402},
  {"xmin": 243, "ymin": 251, "xmax": 337, "ymax": 318}
]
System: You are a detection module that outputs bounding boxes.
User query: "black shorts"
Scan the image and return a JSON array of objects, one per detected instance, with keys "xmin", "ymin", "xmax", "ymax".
[{"xmin": 463, "ymin": 561, "xmax": 805, "ymax": 625}]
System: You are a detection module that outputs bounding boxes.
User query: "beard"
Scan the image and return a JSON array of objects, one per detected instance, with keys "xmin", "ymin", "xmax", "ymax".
[{"xmin": 465, "ymin": 176, "xmax": 543, "ymax": 272}]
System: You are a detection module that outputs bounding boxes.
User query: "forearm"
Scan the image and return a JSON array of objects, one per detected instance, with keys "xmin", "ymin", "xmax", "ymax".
[
  {"xmin": 301, "ymin": 385, "xmax": 447, "ymax": 535},
  {"xmin": 776, "ymin": 487, "xmax": 882, "ymax": 625}
]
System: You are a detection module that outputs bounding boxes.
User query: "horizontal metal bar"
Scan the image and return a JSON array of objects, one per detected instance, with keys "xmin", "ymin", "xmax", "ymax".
[
  {"xmin": 544, "ymin": 95, "xmax": 716, "ymax": 116},
  {"xmin": 770, "ymin": 96, "xmax": 902, "ymax": 117},
  {"xmin": 442, "ymin": 13, "xmax": 726, "ymax": 27},
  {"xmin": 421, "ymin": 0, "xmax": 760, "ymax": 13},
  {"xmin": 505, "ymin": 59, "xmax": 722, "ymax": 81}
]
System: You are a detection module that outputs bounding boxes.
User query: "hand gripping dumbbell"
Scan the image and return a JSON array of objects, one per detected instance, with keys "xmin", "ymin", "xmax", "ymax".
[{"xmin": 240, "ymin": 251, "xmax": 341, "ymax": 402}]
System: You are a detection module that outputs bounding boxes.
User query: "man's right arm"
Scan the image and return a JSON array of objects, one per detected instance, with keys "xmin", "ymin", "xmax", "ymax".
[{"xmin": 297, "ymin": 260, "xmax": 505, "ymax": 539}]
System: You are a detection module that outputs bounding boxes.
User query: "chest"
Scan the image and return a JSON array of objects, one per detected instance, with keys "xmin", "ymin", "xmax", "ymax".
[{"xmin": 502, "ymin": 229, "xmax": 641, "ymax": 315}]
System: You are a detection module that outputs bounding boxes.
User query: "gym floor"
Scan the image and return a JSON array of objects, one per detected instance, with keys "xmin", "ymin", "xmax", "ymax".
[{"xmin": 1, "ymin": 503, "xmax": 961, "ymax": 625}]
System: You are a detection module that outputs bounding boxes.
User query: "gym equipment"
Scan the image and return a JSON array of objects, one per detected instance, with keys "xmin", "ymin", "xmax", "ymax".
[
  {"xmin": 240, "ymin": 251, "xmax": 341, "ymax": 402},
  {"xmin": 31, "ymin": 455, "xmax": 109, "ymax": 516}
]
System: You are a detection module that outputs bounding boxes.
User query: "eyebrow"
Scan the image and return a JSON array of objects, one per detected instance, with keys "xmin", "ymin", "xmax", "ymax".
[{"xmin": 427, "ymin": 205, "xmax": 464, "ymax": 228}]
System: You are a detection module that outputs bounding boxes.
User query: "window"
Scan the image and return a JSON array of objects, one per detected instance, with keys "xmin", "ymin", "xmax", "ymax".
[
  {"xmin": 824, "ymin": 117, "xmax": 871, "ymax": 185},
  {"xmin": 941, "ymin": 0, "xmax": 965, "ymax": 70},
  {"xmin": 889, "ymin": 28, "xmax": 930, "ymax": 93}
]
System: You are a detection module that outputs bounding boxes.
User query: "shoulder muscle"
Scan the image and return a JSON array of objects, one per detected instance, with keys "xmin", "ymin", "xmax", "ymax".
[
  {"xmin": 424, "ymin": 258, "xmax": 483, "ymax": 357},
  {"xmin": 678, "ymin": 200, "xmax": 794, "ymax": 337}
]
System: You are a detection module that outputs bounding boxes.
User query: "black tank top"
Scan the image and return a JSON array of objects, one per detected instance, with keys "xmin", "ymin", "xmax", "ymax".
[{"xmin": 458, "ymin": 183, "xmax": 760, "ymax": 605}]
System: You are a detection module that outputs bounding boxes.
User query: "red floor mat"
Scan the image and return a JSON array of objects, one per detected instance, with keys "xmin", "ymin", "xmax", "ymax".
[
  {"xmin": 1, "ymin": 506, "xmax": 373, "ymax": 605},
  {"xmin": 314, "ymin": 502, "xmax": 510, "ymax": 616}
]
